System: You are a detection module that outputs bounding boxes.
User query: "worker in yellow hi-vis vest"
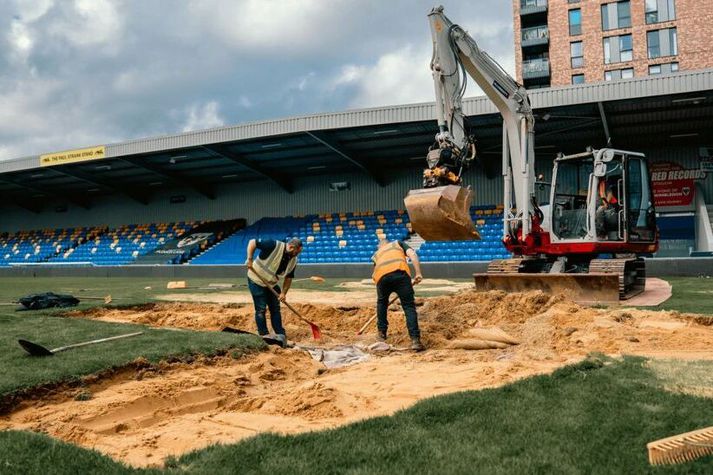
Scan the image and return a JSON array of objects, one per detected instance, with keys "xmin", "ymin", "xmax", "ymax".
[{"xmin": 371, "ymin": 239, "xmax": 424, "ymax": 351}]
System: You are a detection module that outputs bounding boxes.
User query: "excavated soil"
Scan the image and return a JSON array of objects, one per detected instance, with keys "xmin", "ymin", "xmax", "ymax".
[{"xmin": 2, "ymin": 289, "xmax": 713, "ymax": 467}]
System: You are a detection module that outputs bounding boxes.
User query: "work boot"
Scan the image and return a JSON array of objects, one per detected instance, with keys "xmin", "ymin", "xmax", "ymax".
[
  {"xmin": 410, "ymin": 337, "xmax": 425, "ymax": 352},
  {"xmin": 274, "ymin": 334, "xmax": 287, "ymax": 348},
  {"xmin": 377, "ymin": 330, "xmax": 387, "ymax": 342}
]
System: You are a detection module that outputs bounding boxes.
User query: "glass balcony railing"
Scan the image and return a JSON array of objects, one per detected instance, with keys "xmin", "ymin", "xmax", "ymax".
[
  {"xmin": 522, "ymin": 58, "xmax": 550, "ymax": 79},
  {"xmin": 520, "ymin": 0, "xmax": 547, "ymax": 15},
  {"xmin": 521, "ymin": 26, "xmax": 549, "ymax": 47}
]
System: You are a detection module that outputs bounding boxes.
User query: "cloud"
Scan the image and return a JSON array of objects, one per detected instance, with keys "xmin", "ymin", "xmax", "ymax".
[
  {"xmin": 0, "ymin": 0, "xmax": 514, "ymax": 161},
  {"xmin": 333, "ymin": 45, "xmax": 434, "ymax": 108},
  {"xmin": 50, "ymin": 0, "xmax": 122, "ymax": 48},
  {"xmin": 181, "ymin": 101, "xmax": 225, "ymax": 132},
  {"xmin": 7, "ymin": 19, "xmax": 33, "ymax": 62}
]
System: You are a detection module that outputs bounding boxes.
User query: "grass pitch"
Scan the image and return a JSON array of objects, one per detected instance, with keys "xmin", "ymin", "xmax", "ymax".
[{"xmin": 2, "ymin": 356, "xmax": 713, "ymax": 474}]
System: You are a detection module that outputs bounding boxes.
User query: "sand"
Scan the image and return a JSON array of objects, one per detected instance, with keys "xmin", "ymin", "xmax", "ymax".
[{"xmin": 2, "ymin": 289, "xmax": 713, "ymax": 467}]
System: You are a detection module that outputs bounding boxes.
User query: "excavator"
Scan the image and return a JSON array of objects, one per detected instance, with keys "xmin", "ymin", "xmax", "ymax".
[{"xmin": 404, "ymin": 6, "xmax": 658, "ymax": 301}]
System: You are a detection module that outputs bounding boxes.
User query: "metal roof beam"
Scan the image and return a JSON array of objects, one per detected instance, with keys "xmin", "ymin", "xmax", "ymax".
[
  {"xmin": 598, "ymin": 102, "xmax": 612, "ymax": 146},
  {"xmin": 0, "ymin": 176, "xmax": 91, "ymax": 209},
  {"xmin": 306, "ymin": 131, "xmax": 386, "ymax": 186},
  {"xmin": 201, "ymin": 145, "xmax": 294, "ymax": 193},
  {"xmin": 51, "ymin": 167, "xmax": 151, "ymax": 205},
  {"xmin": 119, "ymin": 157, "xmax": 216, "ymax": 200}
]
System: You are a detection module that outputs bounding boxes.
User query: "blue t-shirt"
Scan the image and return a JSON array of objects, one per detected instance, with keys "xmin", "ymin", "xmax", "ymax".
[{"xmin": 255, "ymin": 239, "xmax": 296, "ymax": 278}]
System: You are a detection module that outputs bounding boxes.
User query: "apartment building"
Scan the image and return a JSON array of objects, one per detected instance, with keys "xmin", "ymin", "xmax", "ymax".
[{"xmin": 513, "ymin": 0, "xmax": 713, "ymax": 87}]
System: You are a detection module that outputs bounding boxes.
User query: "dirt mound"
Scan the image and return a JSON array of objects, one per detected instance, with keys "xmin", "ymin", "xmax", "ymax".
[{"xmin": 65, "ymin": 290, "xmax": 561, "ymax": 348}]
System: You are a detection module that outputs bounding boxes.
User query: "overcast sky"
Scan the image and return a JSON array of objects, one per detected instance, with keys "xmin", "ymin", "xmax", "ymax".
[{"xmin": 0, "ymin": 0, "xmax": 514, "ymax": 161}]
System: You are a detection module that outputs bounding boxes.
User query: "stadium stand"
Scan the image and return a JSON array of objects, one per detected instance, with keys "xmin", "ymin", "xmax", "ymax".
[
  {"xmin": 45, "ymin": 222, "xmax": 196, "ymax": 266},
  {"xmin": 190, "ymin": 205, "xmax": 509, "ymax": 265},
  {"xmin": 0, "ymin": 205, "xmax": 510, "ymax": 267},
  {"xmin": 190, "ymin": 217, "xmax": 307, "ymax": 265},
  {"xmin": 0, "ymin": 227, "xmax": 98, "ymax": 266},
  {"xmin": 135, "ymin": 219, "xmax": 245, "ymax": 265}
]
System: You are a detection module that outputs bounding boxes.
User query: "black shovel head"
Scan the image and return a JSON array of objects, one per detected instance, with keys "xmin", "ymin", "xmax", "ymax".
[
  {"xmin": 221, "ymin": 327, "xmax": 284, "ymax": 347},
  {"xmin": 18, "ymin": 339, "xmax": 54, "ymax": 356},
  {"xmin": 221, "ymin": 327, "xmax": 253, "ymax": 335}
]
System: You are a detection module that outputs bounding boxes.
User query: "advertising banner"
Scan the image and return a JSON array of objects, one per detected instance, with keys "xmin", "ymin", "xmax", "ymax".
[
  {"xmin": 650, "ymin": 161, "xmax": 706, "ymax": 209},
  {"xmin": 40, "ymin": 146, "xmax": 106, "ymax": 167}
]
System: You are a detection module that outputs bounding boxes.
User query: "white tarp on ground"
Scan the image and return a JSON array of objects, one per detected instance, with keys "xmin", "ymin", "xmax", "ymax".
[{"xmin": 302, "ymin": 345, "xmax": 371, "ymax": 368}]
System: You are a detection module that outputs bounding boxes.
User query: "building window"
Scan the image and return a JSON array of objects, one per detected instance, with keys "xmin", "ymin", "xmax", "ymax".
[
  {"xmin": 568, "ymin": 0, "xmax": 580, "ymax": 3},
  {"xmin": 649, "ymin": 62, "xmax": 679, "ymax": 74},
  {"xmin": 569, "ymin": 9, "xmax": 582, "ymax": 35},
  {"xmin": 646, "ymin": 0, "xmax": 676, "ymax": 24},
  {"xmin": 570, "ymin": 41, "xmax": 584, "ymax": 68},
  {"xmin": 603, "ymin": 34, "xmax": 633, "ymax": 64},
  {"xmin": 647, "ymin": 28, "xmax": 677, "ymax": 58},
  {"xmin": 602, "ymin": 1, "xmax": 631, "ymax": 31},
  {"xmin": 605, "ymin": 68, "xmax": 634, "ymax": 81},
  {"xmin": 572, "ymin": 74, "xmax": 585, "ymax": 84}
]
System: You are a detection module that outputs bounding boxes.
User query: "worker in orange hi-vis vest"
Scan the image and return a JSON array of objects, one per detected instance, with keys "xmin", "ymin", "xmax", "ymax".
[{"xmin": 371, "ymin": 239, "xmax": 425, "ymax": 351}]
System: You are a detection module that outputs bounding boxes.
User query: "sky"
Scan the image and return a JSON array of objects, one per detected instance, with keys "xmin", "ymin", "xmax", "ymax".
[{"xmin": 0, "ymin": 0, "xmax": 515, "ymax": 161}]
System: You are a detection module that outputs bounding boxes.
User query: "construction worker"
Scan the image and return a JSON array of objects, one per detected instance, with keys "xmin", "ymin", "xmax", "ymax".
[
  {"xmin": 246, "ymin": 237, "xmax": 303, "ymax": 344},
  {"xmin": 371, "ymin": 238, "xmax": 425, "ymax": 351},
  {"xmin": 596, "ymin": 186, "xmax": 620, "ymax": 239}
]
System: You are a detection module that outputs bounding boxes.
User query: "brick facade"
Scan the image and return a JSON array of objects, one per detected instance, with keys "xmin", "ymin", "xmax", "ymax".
[{"xmin": 512, "ymin": 0, "xmax": 713, "ymax": 86}]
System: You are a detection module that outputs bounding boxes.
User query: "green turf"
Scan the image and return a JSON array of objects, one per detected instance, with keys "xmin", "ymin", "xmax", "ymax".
[
  {"xmin": 647, "ymin": 276, "xmax": 713, "ymax": 317},
  {"xmin": 0, "ymin": 431, "xmax": 147, "ymax": 475},
  {"xmin": 0, "ymin": 313, "xmax": 264, "ymax": 401},
  {"xmin": 2, "ymin": 356, "xmax": 712, "ymax": 474}
]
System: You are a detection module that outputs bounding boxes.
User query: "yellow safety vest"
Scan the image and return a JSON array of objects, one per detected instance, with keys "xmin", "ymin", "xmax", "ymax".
[
  {"xmin": 248, "ymin": 240, "xmax": 297, "ymax": 287},
  {"xmin": 372, "ymin": 241, "xmax": 411, "ymax": 284}
]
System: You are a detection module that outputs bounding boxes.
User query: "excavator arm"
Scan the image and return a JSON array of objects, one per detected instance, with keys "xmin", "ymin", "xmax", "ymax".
[{"xmin": 405, "ymin": 6, "xmax": 536, "ymax": 241}]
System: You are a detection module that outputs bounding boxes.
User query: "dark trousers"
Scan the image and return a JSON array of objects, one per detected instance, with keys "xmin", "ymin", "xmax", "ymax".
[
  {"xmin": 376, "ymin": 270, "xmax": 420, "ymax": 339},
  {"xmin": 248, "ymin": 278, "xmax": 285, "ymax": 336}
]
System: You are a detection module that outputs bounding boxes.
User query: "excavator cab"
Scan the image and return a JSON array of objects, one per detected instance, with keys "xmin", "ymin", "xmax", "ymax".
[{"xmin": 404, "ymin": 185, "xmax": 480, "ymax": 241}]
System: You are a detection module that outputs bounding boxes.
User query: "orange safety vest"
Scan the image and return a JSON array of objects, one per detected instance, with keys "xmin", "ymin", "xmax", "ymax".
[{"xmin": 372, "ymin": 242, "xmax": 411, "ymax": 284}]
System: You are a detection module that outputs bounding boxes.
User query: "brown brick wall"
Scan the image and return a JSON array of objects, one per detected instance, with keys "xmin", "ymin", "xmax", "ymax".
[{"xmin": 513, "ymin": 0, "xmax": 713, "ymax": 86}]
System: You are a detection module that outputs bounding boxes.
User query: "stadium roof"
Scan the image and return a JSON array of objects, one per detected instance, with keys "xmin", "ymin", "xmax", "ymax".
[{"xmin": 1, "ymin": 68, "xmax": 712, "ymax": 211}]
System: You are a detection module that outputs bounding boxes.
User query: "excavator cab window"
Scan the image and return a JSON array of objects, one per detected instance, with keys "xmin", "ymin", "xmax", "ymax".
[
  {"xmin": 552, "ymin": 159, "xmax": 590, "ymax": 239},
  {"xmin": 595, "ymin": 158, "xmax": 624, "ymax": 241},
  {"xmin": 625, "ymin": 156, "xmax": 656, "ymax": 242}
]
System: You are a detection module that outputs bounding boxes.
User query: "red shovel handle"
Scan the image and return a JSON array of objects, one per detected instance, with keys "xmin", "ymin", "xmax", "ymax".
[{"xmin": 248, "ymin": 266, "xmax": 321, "ymax": 339}]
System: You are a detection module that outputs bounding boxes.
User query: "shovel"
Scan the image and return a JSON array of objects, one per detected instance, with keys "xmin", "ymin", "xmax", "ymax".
[
  {"xmin": 357, "ymin": 295, "xmax": 399, "ymax": 335},
  {"xmin": 18, "ymin": 331, "xmax": 143, "ymax": 357},
  {"xmin": 292, "ymin": 276, "xmax": 325, "ymax": 283},
  {"xmin": 248, "ymin": 266, "xmax": 322, "ymax": 340},
  {"xmin": 221, "ymin": 327, "xmax": 285, "ymax": 347}
]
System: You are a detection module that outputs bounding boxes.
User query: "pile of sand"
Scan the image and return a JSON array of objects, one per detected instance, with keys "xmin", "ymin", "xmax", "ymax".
[{"xmin": 4, "ymin": 289, "xmax": 713, "ymax": 467}]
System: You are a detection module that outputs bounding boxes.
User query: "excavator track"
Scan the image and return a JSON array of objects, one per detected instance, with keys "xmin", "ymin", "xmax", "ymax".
[
  {"xmin": 486, "ymin": 258, "xmax": 526, "ymax": 274},
  {"xmin": 589, "ymin": 258, "xmax": 646, "ymax": 300},
  {"xmin": 474, "ymin": 257, "xmax": 635, "ymax": 303}
]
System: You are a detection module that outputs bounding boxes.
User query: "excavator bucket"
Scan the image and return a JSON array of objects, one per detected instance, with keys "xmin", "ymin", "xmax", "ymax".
[{"xmin": 404, "ymin": 185, "xmax": 480, "ymax": 241}]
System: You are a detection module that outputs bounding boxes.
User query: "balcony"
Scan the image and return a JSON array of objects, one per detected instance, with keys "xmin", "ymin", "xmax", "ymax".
[
  {"xmin": 522, "ymin": 58, "xmax": 550, "ymax": 79},
  {"xmin": 521, "ymin": 26, "xmax": 549, "ymax": 48},
  {"xmin": 520, "ymin": 0, "xmax": 547, "ymax": 16}
]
